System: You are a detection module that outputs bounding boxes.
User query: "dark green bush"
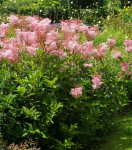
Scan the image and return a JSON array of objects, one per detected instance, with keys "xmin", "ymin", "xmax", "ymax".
[
  {"xmin": 0, "ymin": 0, "xmax": 33, "ymax": 15},
  {"xmin": 17, "ymin": 4, "xmax": 39, "ymax": 17},
  {"xmin": 38, "ymin": 6, "xmax": 64, "ymax": 23},
  {"xmin": 120, "ymin": 0, "xmax": 130, "ymax": 8},
  {"xmin": 18, "ymin": 6, "xmax": 32, "ymax": 16}
]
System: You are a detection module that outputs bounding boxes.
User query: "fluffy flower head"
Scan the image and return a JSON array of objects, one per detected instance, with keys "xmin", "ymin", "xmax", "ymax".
[
  {"xmin": 107, "ymin": 37, "xmax": 117, "ymax": 49},
  {"xmin": 92, "ymin": 73, "xmax": 103, "ymax": 89},
  {"xmin": 121, "ymin": 62, "xmax": 130, "ymax": 72},
  {"xmin": 70, "ymin": 87, "xmax": 83, "ymax": 98},
  {"xmin": 124, "ymin": 40, "xmax": 132, "ymax": 52},
  {"xmin": 113, "ymin": 51, "xmax": 123, "ymax": 60},
  {"xmin": 84, "ymin": 63, "xmax": 93, "ymax": 67}
]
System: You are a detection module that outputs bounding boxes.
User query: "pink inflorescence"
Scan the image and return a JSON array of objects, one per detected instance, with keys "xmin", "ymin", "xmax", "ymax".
[
  {"xmin": 70, "ymin": 87, "xmax": 83, "ymax": 98},
  {"xmin": 107, "ymin": 37, "xmax": 117, "ymax": 49},
  {"xmin": 124, "ymin": 39, "xmax": 132, "ymax": 52},
  {"xmin": 92, "ymin": 73, "xmax": 103, "ymax": 89},
  {"xmin": 94, "ymin": 43, "xmax": 108, "ymax": 60},
  {"xmin": 113, "ymin": 51, "xmax": 123, "ymax": 60},
  {"xmin": 121, "ymin": 62, "xmax": 130, "ymax": 72}
]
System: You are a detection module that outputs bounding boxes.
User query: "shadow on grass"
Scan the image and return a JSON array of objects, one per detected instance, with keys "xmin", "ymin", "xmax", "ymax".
[{"xmin": 96, "ymin": 108, "xmax": 132, "ymax": 150}]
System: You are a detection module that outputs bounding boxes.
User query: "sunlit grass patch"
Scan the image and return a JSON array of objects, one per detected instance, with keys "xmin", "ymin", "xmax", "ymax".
[{"xmin": 95, "ymin": 107, "xmax": 132, "ymax": 150}]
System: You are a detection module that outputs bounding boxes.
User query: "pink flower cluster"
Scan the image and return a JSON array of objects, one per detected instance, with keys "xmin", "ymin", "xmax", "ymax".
[
  {"xmin": 70, "ymin": 87, "xmax": 83, "ymax": 98},
  {"xmin": 1, "ymin": 14, "xmax": 132, "ymax": 92},
  {"xmin": 7, "ymin": 15, "xmax": 20, "ymax": 28},
  {"xmin": 0, "ymin": 38, "xmax": 20, "ymax": 64},
  {"xmin": 45, "ymin": 29, "xmax": 60, "ymax": 45},
  {"xmin": 94, "ymin": 43, "xmax": 108, "ymax": 60},
  {"xmin": 124, "ymin": 40, "xmax": 132, "ymax": 52},
  {"xmin": 16, "ymin": 30, "xmax": 38, "ymax": 46},
  {"xmin": 80, "ymin": 25, "xmax": 97, "ymax": 41},
  {"xmin": 80, "ymin": 41, "xmax": 94, "ymax": 61},
  {"xmin": 113, "ymin": 51, "xmax": 123, "ymax": 60},
  {"xmin": 0, "ymin": 23, "xmax": 10, "ymax": 38},
  {"xmin": 107, "ymin": 37, "xmax": 117, "ymax": 49},
  {"xmin": 84, "ymin": 63, "xmax": 93, "ymax": 67},
  {"xmin": 61, "ymin": 19, "xmax": 82, "ymax": 36},
  {"xmin": 61, "ymin": 19, "xmax": 98, "ymax": 42},
  {"xmin": 92, "ymin": 73, "xmax": 103, "ymax": 89},
  {"xmin": 121, "ymin": 62, "xmax": 130, "ymax": 72}
]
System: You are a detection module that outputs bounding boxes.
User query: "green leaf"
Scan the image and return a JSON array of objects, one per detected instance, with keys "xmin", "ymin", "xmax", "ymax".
[
  {"xmin": 1, "ymin": 93, "xmax": 17, "ymax": 104},
  {"xmin": 15, "ymin": 86, "xmax": 26, "ymax": 96},
  {"xmin": 63, "ymin": 138, "xmax": 74, "ymax": 147},
  {"xmin": 69, "ymin": 123, "xmax": 78, "ymax": 131},
  {"xmin": 22, "ymin": 133, "xmax": 28, "ymax": 137},
  {"xmin": 44, "ymin": 77, "xmax": 58, "ymax": 86},
  {"xmin": 41, "ymin": 132, "xmax": 47, "ymax": 138},
  {"xmin": 22, "ymin": 106, "xmax": 41, "ymax": 120},
  {"xmin": 50, "ymin": 102, "xmax": 63, "ymax": 112}
]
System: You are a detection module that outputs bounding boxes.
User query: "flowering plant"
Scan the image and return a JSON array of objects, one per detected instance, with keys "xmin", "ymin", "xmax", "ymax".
[{"xmin": 0, "ymin": 15, "xmax": 130, "ymax": 150}]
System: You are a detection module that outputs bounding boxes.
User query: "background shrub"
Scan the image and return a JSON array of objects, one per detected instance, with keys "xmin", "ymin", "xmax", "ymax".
[
  {"xmin": 0, "ymin": 0, "xmax": 32, "ymax": 15},
  {"xmin": 18, "ymin": 6, "xmax": 32, "ymax": 16},
  {"xmin": 103, "ymin": 11, "xmax": 132, "ymax": 37},
  {"xmin": 0, "ymin": 0, "xmax": 132, "ymax": 24}
]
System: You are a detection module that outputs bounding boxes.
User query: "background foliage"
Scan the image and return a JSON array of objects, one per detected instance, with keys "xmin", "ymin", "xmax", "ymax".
[{"xmin": 0, "ymin": 0, "xmax": 132, "ymax": 23}]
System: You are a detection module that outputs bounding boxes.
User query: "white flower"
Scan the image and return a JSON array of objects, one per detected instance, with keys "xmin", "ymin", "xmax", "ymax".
[
  {"xmin": 125, "ymin": 36, "xmax": 128, "ymax": 39},
  {"xmin": 14, "ymin": 1, "xmax": 16, "ymax": 3},
  {"xmin": 40, "ymin": 9, "xmax": 42, "ymax": 12},
  {"xmin": 71, "ymin": 1, "xmax": 73, "ymax": 4},
  {"xmin": 107, "ymin": 16, "xmax": 110, "ymax": 20},
  {"xmin": 91, "ymin": 56, "xmax": 94, "ymax": 60}
]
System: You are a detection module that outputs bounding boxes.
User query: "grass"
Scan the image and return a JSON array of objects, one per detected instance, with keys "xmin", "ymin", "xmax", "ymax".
[{"xmin": 94, "ymin": 104, "xmax": 132, "ymax": 150}]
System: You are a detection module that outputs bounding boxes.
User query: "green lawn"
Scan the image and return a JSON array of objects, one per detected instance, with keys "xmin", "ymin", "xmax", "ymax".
[{"xmin": 96, "ymin": 105, "xmax": 132, "ymax": 150}]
